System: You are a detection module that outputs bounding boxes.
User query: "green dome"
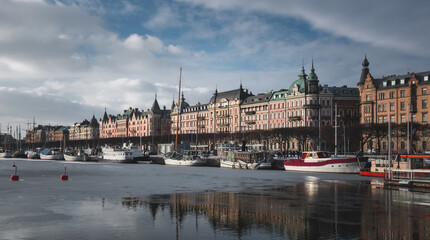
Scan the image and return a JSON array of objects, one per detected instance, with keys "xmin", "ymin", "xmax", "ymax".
[{"xmin": 288, "ymin": 67, "xmax": 307, "ymax": 93}]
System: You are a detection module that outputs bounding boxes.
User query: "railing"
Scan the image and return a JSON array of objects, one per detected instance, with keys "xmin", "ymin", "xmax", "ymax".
[
  {"xmin": 245, "ymin": 121, "xmax": 256, "ymax": 125},
  {"xmin": 288, "ymin": 116, "xmax": 301, "ymax": 121},
  {"xmin": 245, "ymin": 111, "xmax": 256, "ymax": 115},
  {"xmin": 389, "ymin": 169, "xmax": 430, "ymax": 183}
]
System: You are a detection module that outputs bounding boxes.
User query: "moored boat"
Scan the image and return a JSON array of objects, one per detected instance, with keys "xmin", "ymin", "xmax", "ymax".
[
  {"xmin": 360, "ymin": 154, "xmax": 430, "ymax": 178},
  {"xmin": 220, "ymin": 151, "xmax": 273, "ymax": 170},
  {"xmin": 64, "ymin": 149, "xmax": 87, "ymax": 162},
  {"xmin": 98, "ymin": 146, "xmax": 136, "ymax": 163},
  {"xmin": 39, "ymin": 148, "xmax": 64, "ymax": 160},
  {"xmin": 0, "ymin": 148, "xmax": 13, "ymax": 158},
  {"xmin": 284, "ymin": 151, "xmax": 364, "ymax": 173},
  {"xmin": 163, "ymin": 152, "xmax": 207, "ymax": 166},
  {"xmin": 26, "ymin": 150, "xmax": 40, "ymax": 159}
]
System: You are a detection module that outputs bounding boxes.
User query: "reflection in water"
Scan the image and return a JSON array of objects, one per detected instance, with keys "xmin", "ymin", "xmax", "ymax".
[{"xmin": 115, "ymin": 180, "xmax": 430, "ymax": 240}]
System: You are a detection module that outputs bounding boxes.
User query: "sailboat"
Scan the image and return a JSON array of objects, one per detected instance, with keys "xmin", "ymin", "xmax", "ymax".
[{"xmin": 163, "ymin": 68, "xmax": 206, "ymax": 166}]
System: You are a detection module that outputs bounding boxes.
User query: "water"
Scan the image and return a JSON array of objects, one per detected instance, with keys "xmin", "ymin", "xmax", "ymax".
[{"xmin": 1, "ymin": 158, "xmax": 429, "ymax": 239}]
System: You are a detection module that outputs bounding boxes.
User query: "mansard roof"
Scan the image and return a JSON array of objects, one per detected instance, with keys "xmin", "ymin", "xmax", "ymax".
[
  {"xmin": 208, "ymin": 87, "xmax": 252, "ymax": 104},
  {"xmin": 242, "ymin": 92, "xmax": 272, "ymax": 105},
  {"xmin": 370, "ymin": 70, "xmax": 430, "ymax": 90}
]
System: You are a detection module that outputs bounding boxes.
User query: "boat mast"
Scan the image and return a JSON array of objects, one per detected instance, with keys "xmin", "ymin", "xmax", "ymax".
[
  {"xmin": 334, "ymin": 103, "xmax": 338, "ymax": 157},
  {"xmin": 175, "ymin": 67, "xmax": 182, "ymax": 151}
]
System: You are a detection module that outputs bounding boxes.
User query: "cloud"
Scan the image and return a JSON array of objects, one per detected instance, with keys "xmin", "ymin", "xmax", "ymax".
[{"xmin": 176, "ymin": 0, "xmax": 430, "ymax": 55}]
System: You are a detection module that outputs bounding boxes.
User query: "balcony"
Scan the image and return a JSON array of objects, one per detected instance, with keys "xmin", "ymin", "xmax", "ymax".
[
  {"xmin": 245, "ymin": 111, "xmax": 256, "ymax": 115},
  {"xmin": 217, "ymin": 114, "xmax": 229, "ymax": 119},
  {"xmin": 303, "ymin": 104, "xmax": 320, "ymax": 109},
  {"xmin": 218, "ymin": 123, "xmax": 229, "ymax": 127},
  {"xmin": 198, "ymin": 125, "xmax": 206, "ymax": 129},
  {"xmin": 245, "ymin": 120, "xmax": 256, "ymax": 125},
  {"xmin": 289, "ymin": 116, "xmax": 302, "ymax": 121},
  {"xmin": 197, "ymin": 116, "xmax": 206, "ymax": 121}
]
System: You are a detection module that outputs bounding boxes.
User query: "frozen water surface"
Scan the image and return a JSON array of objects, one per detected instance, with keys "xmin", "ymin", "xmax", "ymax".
[{"xmin": 1, "ymin": 158, "xmax": 430, "ymax": 239}]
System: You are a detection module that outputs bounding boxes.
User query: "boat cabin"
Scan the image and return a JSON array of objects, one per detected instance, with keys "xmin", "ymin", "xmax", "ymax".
[{"xmin": 301, "ymin": 151, "xmax": 331, "ymax": 162}]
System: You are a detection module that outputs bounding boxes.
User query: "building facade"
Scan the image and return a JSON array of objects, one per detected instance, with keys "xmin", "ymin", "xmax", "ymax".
[{"xmin": 358, "ymin": 56, "xmax": 430, "ymax": 152}]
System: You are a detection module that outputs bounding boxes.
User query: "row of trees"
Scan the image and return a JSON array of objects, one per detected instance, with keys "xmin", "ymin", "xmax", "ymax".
[{"xmin": 21, "ymin": 123, "xmax": 428, "ymax": 154}]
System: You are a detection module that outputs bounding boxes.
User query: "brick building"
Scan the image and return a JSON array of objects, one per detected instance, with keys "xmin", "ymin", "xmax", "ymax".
[{"xmin": 358, "ymin": 56, "xmax": 430, "ymax": 152}]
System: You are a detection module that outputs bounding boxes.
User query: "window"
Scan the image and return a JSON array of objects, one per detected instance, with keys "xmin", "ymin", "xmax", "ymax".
[
  {"xmin": 383, "ymin": 104, "xmax": 387, "ymax": 112},
  {"xmin": 423, "ymin": 99, "xmax": 427, "ymax": 109},
  {"xmin": 401, "ymin": 142, "xmax": 405, "ymax": 150},
  {"xmin": 401, "ymin": 114, "xmax": 406, "ymax": 123},
  {"xmin": 390, "ymin": 115, "xmax": 395, "ymax": 123},
  {"xmin": 389, "ymin": 91, "xmax": 395, "ymax": 99},
  {"xmin": 365, "ymin": 117, "xmax": 371, "ymax": 124},
  {"xmin": 400, "ymin": 79, "xmax": 405, "ymax": 84},
  {"xmin": 425, "ymin": 76, "xmax": 429, "ymax": 81},
  {"xmin": 366, "ymin": 95, "xmax": 371, "ymax": 101},
  {"xmin": 423, "ymin": 88, "xmax": 427, "ymax": 95},
  {"xmin": 412, "ymin": 114, "xmax": 416, "ymax": 122},
  {"xmin": 401, "ymin": 102, "xmax": 405, "ymax": 110},
  {"xmin": 379, "ymin": 93, "xmax": 385, "ymax": 100},
  {"xmin": 423, "ymin": 113, "xmax": 428, "ymax": 122},
  {"xmin": 378, "ymin": 104, "xmax": 382, "ymax": 112},
  {"xmin": 383, "ymin": 82, "xmax": 387, "ymax": 87},
  {"xmin": 390, "ymin": 103, "xmax": 395, "ymax": 111},
  {"xmin": 400, "ymin": 90, "xmax": 405, "ymax": 97},
  {"xmin": 378, "ymin": 116, "xmax": 382, "ymax": 123},
  {"xmin": 383, "ymin": 116, "xmax": 387, "ymax": 123}
]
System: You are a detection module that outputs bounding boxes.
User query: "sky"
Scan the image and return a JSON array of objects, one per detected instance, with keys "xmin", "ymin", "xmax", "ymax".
[{"xmin": 0, "ymin": 0, "xmax": 429, "ymax": 137}]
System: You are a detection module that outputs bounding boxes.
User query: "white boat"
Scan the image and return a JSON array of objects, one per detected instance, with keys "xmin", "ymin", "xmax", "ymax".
[
  {"xmin": 39, "ymin": 148, "xmax": 64, "ymax": 160},
  {"xmin": 64, "ymin": 150, "xmax": 87, "ymax": 161},
  {"xmin": 283, "ymin": 151, "xmax": 362, "ymax": 173},
  {"xmin": 25, "ymin": 150, "xmax": 39, "ymax": 159},
  {"xmin": 220, "ymin": 151, "xmax": 273, "ymax": 170},
  {"xmin": 99, "ymin": 146, "xmax": 136, "ymax": 163},
  {"xmin": 122, "ymin": 143, "xmax": 144, "ymax": 161},
  {"xmin": 163, "ymin": 152, "xmax": 207, "ymax": 166},
  {"xmin": 0, "ymin": 148, "xmax": 13, "ymax": 158}
]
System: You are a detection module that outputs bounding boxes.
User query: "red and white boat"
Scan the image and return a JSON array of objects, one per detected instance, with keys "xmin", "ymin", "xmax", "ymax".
[{"xmin": 284, "ymin": 151, "xmax": 363, "ymax": 173}]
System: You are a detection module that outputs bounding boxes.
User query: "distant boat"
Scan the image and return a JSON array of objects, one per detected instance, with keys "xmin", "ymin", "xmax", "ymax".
[
  {"xmin": 122, "ymin": 143, "xmax": 144, "ymax": 161},
  {"xmin": 98, "ymin": 146, "xmax": 136, "ymax": 163},
  {"xmin": 220, "ymin": 151, "xmax": 272, "ymax": 170},
  {"xmin": 39, "ymin": 148, "xmax": 64, "ymax": 160},
  {"xmin": 163, "ymin": 152, "xmax": 207, "ymax": 166},
  {"xmin": 64, "ymin": 149, "xmax": 87, "ymax": 162},
  {"xmin": 284, "ymin": 151, "xmax": 363, "ymax": 173},
  {"xmin": 0, "ymin": 148, "xmax": 13, "ymax": 158},
  {"xmin": 25, "ymin": 150, "xmax": 40, "ymax": 159}
]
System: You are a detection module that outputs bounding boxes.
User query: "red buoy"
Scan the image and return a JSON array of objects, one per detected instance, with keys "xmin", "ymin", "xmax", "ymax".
[
  {"xmin": 61, "ymin": 166, "xmax": 68, "ymax": 181},
  {"xmin": 11, "ymin": 165, "xmax": 19, "ymax": 181}
]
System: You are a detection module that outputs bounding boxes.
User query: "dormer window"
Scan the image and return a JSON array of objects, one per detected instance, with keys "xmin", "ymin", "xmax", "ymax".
[
  {"xmin": 400, "ymin": 79, "xmax": 405, "ymax": 84},
  {"xmin": 391, "ymin": 80, "xmax": 396, "ymax": 86},
  {"xmin": 425, "ymin": 76, "xmax": 429, "ymax": 81},
  {"xmin": 383, "ymin": 81, "xmax": 387, "ymax": 87}
]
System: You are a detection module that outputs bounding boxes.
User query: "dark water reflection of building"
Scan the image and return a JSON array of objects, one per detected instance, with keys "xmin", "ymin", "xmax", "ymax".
[{"xmin": 118, "ymin": 180, "xmax": 430, "ymax": 239}]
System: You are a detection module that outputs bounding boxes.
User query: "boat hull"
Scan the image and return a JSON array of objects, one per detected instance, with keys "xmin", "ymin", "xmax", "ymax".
[
  {"xmin": 40, "ymin": 154, "xmax": 64, "ymax": 160},
  {"xmin": 64, "ymin": 154, "xmax": 86, "ymax": 162},
  {"xmin": 164, "ymin": 158, "xmax": 207, "ymax": 166},
  {"xmin": 98, "ymin": 158, "xmax": 136, "ymax": 164},
  {"xmin": 359, "ymin": 170, "xmax": 385, "ymax": 178},
  {"xmin": 284, "ymin": 158, "xmax": 361, "ymax": 173}
]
